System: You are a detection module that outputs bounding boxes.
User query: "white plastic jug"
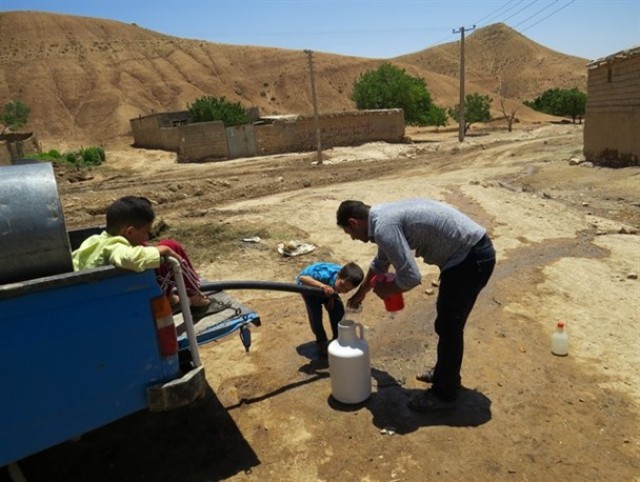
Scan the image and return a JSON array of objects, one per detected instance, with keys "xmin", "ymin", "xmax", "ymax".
[
  {"xmin": 328, "ymin": 319, "xmax": 371, "ymax": 404},
  {"xmin": 551, "ymin": 321, "xmax": 569, "ymax": 356}
]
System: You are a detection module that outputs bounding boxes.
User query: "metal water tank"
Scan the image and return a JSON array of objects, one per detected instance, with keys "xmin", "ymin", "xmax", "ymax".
[{"xmin": 0, "ymin": 162, "xmax": 73, "ymax": 284}]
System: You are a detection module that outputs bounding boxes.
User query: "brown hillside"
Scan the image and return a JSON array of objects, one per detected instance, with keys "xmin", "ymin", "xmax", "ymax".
[
  {"xmin": 395, "ymin": 23, "xmax": 588, "ymax": 101},
  {"xmin": 0, "ymin": 12, "xmax": 583, "ymax": 145}
]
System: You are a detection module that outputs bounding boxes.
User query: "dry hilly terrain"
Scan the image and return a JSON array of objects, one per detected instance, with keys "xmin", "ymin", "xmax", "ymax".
[
  {"xmin": 1, "ymin": 9, "xmax": 639, "ymax": 482},
  {"xmin": 0, "ymin": 11, "xmax": 587, "ymax": 145}
]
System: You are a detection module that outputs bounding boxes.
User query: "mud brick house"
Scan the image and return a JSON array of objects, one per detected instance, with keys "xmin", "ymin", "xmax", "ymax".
[
  {"xmin": 130, "ymin": 109, "xmax": 405, "ymax": 163},
  {"xmin": 584, "ymin": 46, "xmax": 640, "ymax": 167}
]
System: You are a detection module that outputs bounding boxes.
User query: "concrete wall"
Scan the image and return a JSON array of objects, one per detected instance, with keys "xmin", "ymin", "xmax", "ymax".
[
  {"xmin": 584, "ymin": 48, "xmax": 640, "ymax": 167},
  {"xmin": 130, "ymin": 108, "xmax": 405, "ymax": 163},
  {"xmin": 0, "ymin": 133, "xmax": 41, "ymax": 166}
]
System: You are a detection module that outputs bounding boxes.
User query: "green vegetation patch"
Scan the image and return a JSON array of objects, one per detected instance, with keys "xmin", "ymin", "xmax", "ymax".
[{"xmin": 27, "ymin": 146, "xmax": 106, "ymax": 167}]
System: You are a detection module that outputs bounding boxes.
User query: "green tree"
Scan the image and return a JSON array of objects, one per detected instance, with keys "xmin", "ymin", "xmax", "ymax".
[
  {"xmin": 524, "ymin": 88, "xmax": 586, "ymax": 123},
  {"xmin": 524, "ymin": 88, "xmax": 561, "ymax": 113},
  {"xmin": 351, "ymin": 63, "xmax": 438, "ymax": 126},
  {"xmin": 424, "ymin": 105, "xmax": 448, "ymax": 130},
  {"xmin": 0, "ymin": 99, "xmax": 30, "ymax": 134},
  {"xmin": 558, "ymin": 88, "xmax": 587, "ymax": 124},
  {"xmin": 187, "ymin": 96, "xmax": 249, "ymax": 126},
  {"xmin": 448, "ymin": 93, "xmax": 492, "ymax": 134}
]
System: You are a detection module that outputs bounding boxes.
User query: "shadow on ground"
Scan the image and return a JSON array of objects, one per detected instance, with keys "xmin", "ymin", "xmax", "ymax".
[
  {"xmin": 294, "ymin": 342, "xmax": 492, "ymax": 434},
  {"xmin": 6, "ymin": 386, "xmax": 259, "ymax": 482},
  {"xmin": 327, "ymin": 367, "xmax": 492, "ymax": 434}
]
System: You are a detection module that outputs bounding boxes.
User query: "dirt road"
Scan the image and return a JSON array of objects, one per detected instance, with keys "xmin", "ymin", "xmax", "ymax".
[{"xmin": 9, "ymin": 124, "xmax": 639, "ymax": 481}]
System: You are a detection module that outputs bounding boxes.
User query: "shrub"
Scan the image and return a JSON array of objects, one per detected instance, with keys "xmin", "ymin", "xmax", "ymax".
[
  {"xmin": 80, "ymin": 146, "xmax": 105, "ymax": 165},
  {"xmin": 187, "ymin": 96, "xmax": 249, "ymax": 126},
  {"xmin": 26, "ymin": 146, "xmax": 106, "ymax": 167},
  {"xmin": 29, "ymin": 149, "xmax": 62, "ymax": 161}
]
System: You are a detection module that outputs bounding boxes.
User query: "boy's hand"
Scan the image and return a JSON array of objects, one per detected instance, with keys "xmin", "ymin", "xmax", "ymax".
[
  {"xmin": 321, "ymin": 284, "xmax": 335, "ymax": 297},
  {"xmin": 348, "ymin": 271, "xmax": 374, "ymax": 307},
  {"xmin": 372, "ymin": 281, "xmax": 397, "ymax": 300},
  {"xmin": 370, "ymin": 273, "xmax": 400, "ymax": 300},
  {"xmin": 298, "ymin": 276, "xmax": 334, "ymax": 297},
  {"xmin": 347, "ymin": 291, "xmax": 366, "ymax": 308},
  {"xmin": 157, "ymin": 245, "xmax": 183, "ymax": 263}
]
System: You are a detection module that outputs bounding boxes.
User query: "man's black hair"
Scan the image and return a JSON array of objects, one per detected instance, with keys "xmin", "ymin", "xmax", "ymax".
[
  {"xmin": 336, "ymin": 200, "xmax": 370, "ymax": 227},
  {"xmin": 106, "ymin": 196, "xmax": 155, "ymax": 234}
]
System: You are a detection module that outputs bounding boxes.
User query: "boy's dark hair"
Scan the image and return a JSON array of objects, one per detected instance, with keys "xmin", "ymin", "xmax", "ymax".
[
  {"xmin": 336, "ymin": 200, "xmax": 370, "ymax": 227},
  {"xmin": 338, "ymin": 262, "xmax": 364, "ymax": 287},
  {"xmin": 106, "ymin": 196, "xmax": 155, "ymax": 234}
]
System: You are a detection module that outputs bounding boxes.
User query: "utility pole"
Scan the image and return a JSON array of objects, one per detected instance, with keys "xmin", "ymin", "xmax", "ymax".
[
  {"xmin": 453, "ymin": 25, "xmax": 475, "ymax": 142},
  {"xmin": 304, "ymin": 49, "xmax": 323, "ymax": 165}
]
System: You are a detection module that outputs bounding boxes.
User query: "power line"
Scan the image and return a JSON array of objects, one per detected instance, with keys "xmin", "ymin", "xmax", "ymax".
[
  {"xmin": 475, "ymin": 0, "xmax": 526, "ymax": 27},
  {"xmin": 519, "ymin": 0, "xmax": 577, "ymax": 33},
  {"xmin": 458, "ymin": 0, "xmax": 580, "ymax": 90},
  {"xmin": 512, "ymin": 0, "xmax": 561, "ymax": 29},
  {"xmin": 28, "ymin": 1, "xmax": 581, "ymax": 60},
  {"xmin": 473, "ymin": 0, "xmax": 519, "ymax": 25},
  {"xmin": 206, "ymin": 26, "xmax": 443, "ymax": 41},
  {"xmin": 501, "ymin": 0, "xmax": 540, "ymax": 24},
  {"xmin": 433, "ymin": 0, "xmax": 576, "ymax": 54}
]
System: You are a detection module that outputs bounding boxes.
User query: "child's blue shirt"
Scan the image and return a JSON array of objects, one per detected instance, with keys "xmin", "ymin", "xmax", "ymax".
[{"xmin": 296, "ymin": 262, "xmax": 341, "ymax": 287}]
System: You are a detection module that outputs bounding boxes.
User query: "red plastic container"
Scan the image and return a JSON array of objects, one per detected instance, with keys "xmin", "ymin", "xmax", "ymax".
[{"xmin": 371, "ymin": 273, "xmax": 404, "ymax": 312}]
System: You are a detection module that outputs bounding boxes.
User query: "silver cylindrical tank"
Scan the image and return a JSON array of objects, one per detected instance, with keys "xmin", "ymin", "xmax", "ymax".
[{"xmin": 0, "ymin": 162, "xmax": 73, "ymax": 284}]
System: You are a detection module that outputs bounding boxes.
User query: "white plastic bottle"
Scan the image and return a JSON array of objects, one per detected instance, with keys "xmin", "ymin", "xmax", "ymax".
[{"xmin": 551, "ymin": 321, "xmax": 569, "ymax": 356}]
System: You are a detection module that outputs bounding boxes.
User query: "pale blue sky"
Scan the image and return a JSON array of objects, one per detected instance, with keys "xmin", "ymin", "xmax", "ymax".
[{"xmin": 1, "ymin": 0, "xmax": 639, "ymax": 60}]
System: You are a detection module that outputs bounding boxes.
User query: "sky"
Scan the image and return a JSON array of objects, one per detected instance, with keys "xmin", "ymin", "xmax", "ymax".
[{"xmin": 1, "ymin": 0, "xmax": 639, "ymax": 61}]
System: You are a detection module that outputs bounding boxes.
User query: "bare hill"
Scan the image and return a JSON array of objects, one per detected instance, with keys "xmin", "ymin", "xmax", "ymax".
[
  {"xmin": 0, "ymin": 12, "xmax": 586, "ymax": 145},
  {"xmin": 395, "ymin": 23, "xmax": 588, "ymax": 101}
]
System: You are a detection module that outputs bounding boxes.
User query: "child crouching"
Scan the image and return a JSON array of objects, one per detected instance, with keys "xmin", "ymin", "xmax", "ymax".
[{"xmin": 296, "ymin": 261, "xmax": 364, "ymax": 357}]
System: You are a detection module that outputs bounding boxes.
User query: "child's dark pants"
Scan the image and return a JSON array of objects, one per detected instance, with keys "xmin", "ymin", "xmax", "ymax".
[{"xmin": 301, "ymin": 294, "xmax": 345, "ymax": 343}]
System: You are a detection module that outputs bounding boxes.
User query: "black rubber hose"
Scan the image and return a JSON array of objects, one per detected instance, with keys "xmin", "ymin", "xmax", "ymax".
[{"xmin": 199, "ymin": 280, "xmax": 325, "ymax": 297}]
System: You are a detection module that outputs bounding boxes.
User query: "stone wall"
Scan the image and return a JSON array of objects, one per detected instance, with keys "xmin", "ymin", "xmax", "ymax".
[
  {"xmin": 584, "ymin": 48, "xmax": 640, "ymax": 167},
  {"xmin": 0, "ymin": 132, "xmax": 42, "ymax": 166}
]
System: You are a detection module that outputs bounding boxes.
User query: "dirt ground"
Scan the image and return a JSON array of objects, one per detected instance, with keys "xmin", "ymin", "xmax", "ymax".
[{"xmin": 7, "ymin": 123, "xmax": 640, "ymax": 481}]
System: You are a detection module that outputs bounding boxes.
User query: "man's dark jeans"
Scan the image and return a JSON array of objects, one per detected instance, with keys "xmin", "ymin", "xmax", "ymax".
[
  {"xmin": 432, "ymin": 234, "xmax": 496, "ymax": 401},
  {"xmin": 301, "ymin": 294, "xmax": 344, "ymax": 343}
]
